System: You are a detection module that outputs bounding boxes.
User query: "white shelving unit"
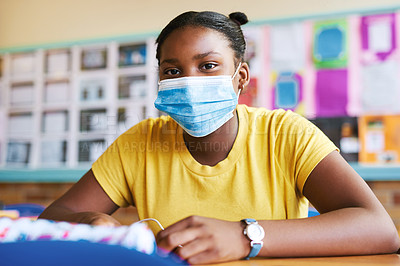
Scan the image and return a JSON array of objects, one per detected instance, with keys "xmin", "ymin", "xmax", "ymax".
[{"xmin": 0, "ymin": 38, "xmax": 159, "ymax": 168}]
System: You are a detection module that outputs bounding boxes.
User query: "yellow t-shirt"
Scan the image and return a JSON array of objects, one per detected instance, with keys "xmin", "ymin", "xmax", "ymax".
[{"xmin": 92, "ymin": 105, "xmax": 337, "ymax": 234}]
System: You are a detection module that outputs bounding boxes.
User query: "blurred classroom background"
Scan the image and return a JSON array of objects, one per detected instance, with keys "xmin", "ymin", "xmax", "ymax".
[{"xmin": 1, "ymin": 0, "xmax": 400, "ymax": 228}]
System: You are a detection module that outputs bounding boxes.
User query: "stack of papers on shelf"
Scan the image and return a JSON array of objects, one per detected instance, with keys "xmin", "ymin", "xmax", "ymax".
[
  {"xmin": 45, "ymin": 82, "xmax": 69, "ymax": 103},
  {"xmin": 47, "ymin": 52, "xmax": 69, "ymax": 75},
  {"xmin": 88, "ymin": 112, "xmax": 107, "ymax": 132},
  {"xmin": 41, "ymin": 141, "xmax": 66, "ymax": 164},
  {"xmin": 43, "ymin": 111, "xmax": 68, "ymax": 133},
  {"xmin": 10, "ymin": 84, "xmax": 34, "ymax": 106},
  {"xmin": 8, "ymin": 114, "xmax": 33, "ymax": 135},
  {"xmin": 118, "ymin": 105, "xmax": 144, "ymax": 134},
  {"xmin": 89, "ymin": 141, "xmax": 104, "ymax": 162},
  {"xmin": 11, "ymin": 54, "xmax": 35, "ymax": 77}
]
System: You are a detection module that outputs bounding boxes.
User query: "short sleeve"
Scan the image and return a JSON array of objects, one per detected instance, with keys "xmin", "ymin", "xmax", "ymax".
[
  {"xmin": 274, "ymin": 111, "xmax": 339, "ymax": 195},
  {"xmin": 92, "ymin": 138, "xmax": 134, "ymax": 207}
]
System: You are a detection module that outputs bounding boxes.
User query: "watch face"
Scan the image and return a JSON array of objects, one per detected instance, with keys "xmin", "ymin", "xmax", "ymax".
[{"xmin": 247, "ymin": 224, "xmax": 265, "ymax": 241}]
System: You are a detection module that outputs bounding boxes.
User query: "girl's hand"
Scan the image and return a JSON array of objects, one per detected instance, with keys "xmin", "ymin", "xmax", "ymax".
[
  {"xmin": 78, "ymin": 212, "xmax": 121, "ymax": 227},
  {"xmin": 156, "ymin": 216, "xmax": 250, "ymax": 264}
]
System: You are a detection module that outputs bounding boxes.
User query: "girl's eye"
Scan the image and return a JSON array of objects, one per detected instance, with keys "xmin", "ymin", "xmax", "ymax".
[
  {"xmin": 201, "ymin": 63, "xmax": 217, "ymax": 70},
  {"xmin": 164, "ymin": 68, "xmax": 180, "ymax": 76}
]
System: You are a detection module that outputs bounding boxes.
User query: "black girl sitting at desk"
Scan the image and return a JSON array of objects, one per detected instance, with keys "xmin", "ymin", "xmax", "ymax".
[{"xmin": 39, "ymin": 11, "xmax": 400, "ymax": 264}]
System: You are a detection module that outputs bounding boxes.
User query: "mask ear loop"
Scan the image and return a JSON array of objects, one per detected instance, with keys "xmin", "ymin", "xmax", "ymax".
[
  {"xmin": 233, "ymin": 63, "xmax": 243, "ymax": 98},
  {"xmin": 135, "ymin": 218, "xmax": 165, "ymax": 230},
  {"xmin": 237, "ymin": 88, "xmax": 242, "ymax": 97},
  {"xmin": 135, "ymin": 218, "xmax": 183, "ymax": 248},
  {"xmin": 231, "ymin": 62, "xmax": 242, "ymax": 80}
]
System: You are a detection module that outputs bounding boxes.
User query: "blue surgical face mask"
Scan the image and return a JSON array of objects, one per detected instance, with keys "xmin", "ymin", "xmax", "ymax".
[{"xmin": 154, "ymin": 64, "xmax": 242, "ymax": 137}]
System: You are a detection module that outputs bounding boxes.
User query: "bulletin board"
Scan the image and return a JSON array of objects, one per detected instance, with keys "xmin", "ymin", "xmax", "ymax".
[
  {"xmin": 240, "ymin": 9, "xmax": 400, "ymax": 164},
  {"xmin": 1, "ymin": 6, "xmax": 400, "ymax": 169}
]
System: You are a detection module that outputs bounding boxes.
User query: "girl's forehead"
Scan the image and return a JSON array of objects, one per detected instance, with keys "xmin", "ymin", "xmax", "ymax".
[{"xmin": 160, "ymin": 26, "xmax": 233, "ymax": 58}]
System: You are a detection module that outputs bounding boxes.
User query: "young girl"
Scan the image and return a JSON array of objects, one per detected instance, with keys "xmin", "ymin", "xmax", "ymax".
[{"xmin": 39, "ymin": 11, "xmax": 399, "ymax": 264}]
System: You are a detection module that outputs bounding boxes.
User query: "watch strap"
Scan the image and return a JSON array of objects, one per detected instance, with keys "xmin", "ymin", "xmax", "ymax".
[
  {"xmin": 247, "ymin": 242, "xmax": 262, "ymax": 259},
  {"xmin": 241, "ymin": 218, "xmax": 264, "ymax": 260}
]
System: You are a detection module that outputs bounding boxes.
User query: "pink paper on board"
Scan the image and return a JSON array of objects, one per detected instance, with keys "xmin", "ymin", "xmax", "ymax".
[
  {"xmin": 315, "ymin": 69, "xmax": 348, "ymax": 117},
  {"xmin": 302, "ymin": 20, "xmax": 316, "ymax": 118},
  {"xmin": 361, "ymin": 13, "xmax": 397, "ymax": 61},
  {"xmin": 347, "ymin": 15, "xmax": 362, "ymax": 116}
]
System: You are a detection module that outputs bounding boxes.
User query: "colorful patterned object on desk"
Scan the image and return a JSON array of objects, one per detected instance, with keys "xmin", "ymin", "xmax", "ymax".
[
  {"xmin": 4, "ymin": 203, "xmax": 45, "ymax": 218},
  {"xmin": 0, "ymin": 210, "xmax": 19, "ymax": 219},
  {"xmin": 0, "ymin": 217, "xmax": 156, "ymax": 255}
]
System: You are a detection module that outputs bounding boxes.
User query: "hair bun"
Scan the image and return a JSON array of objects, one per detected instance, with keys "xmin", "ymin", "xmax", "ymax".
[{"xmin": 229, "ymin": 12, "xmax": 248, "ymax": 26}]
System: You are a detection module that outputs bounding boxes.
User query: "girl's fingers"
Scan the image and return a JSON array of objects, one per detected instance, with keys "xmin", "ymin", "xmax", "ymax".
[
  {"xmin": 175, "ymin": 234, "xmax": 213, "ymax": 260},
  {"xmin": 157, "ymin": 221, "xmax": 207, "ymax": 251}
]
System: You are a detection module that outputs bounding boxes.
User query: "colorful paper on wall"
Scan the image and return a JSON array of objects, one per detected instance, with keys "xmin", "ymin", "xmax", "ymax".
[
  {"xmin": 315, "ymin": 69, "xmax": 348, "ymax": 117},
  {"xmin": 361, "ymin": 60, "xmax": 400, "ymax": 113},
  {"xmin": 269, "ymin": 23, "xmax": 306, "ymax": 71},
  {"xmin": 361, "ymin": 13, "xmax": 397, "ymax": 62},
  {"xmin": 242, "ymin": 26, "xmax": 265, "ymax": 107},
  {"xmin": 272, "ymin": 72, "xmax": 303, "ymax": 113},
  {"xmin": 346, "ymin": 15, "xmax": 362, "ymax": 117},
  {"xmin": 239, "ymin": 78, "xmax": 258, "ymax": 107},
  {"xmin": 243, "ymin": 26, "xmax": 264, "ymax": 76},
  {"xmin": 359, "ymin": 115, "xmax": 400, "ymax": 164},
  {"xmin": 313, "ymin": 20, "xmax": 348, "ymax": 69}
]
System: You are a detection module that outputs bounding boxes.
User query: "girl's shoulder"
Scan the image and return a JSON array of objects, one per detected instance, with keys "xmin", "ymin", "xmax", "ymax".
[
  {"xmin": 239, "ymin": 104, "xmax": 301, "ymax": 123},
  {"xmin": 238, "ymin": 104, "xmax": 314, "ymax": 135},
  {"xmin": 116, "ymin": 115, "xmax": 178, "ymax": 144}
]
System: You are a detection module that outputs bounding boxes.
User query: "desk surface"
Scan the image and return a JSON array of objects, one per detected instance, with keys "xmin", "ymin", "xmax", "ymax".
[{"xmin": 212, "ymin": 254, "xmax": 400, "ymax": 265}]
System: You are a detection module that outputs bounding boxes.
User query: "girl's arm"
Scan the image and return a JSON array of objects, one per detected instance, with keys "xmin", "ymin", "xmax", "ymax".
[
  {"xmin": 258, "ymin": 150, "xmax": 399, "ymax": 257},
  {"xmin": 38, "ymin": 169, "xmax": 121, "ymax": 226},
  {"xmin": 157, "ymin": 151, "xmax": 399, "ymax": 264}
]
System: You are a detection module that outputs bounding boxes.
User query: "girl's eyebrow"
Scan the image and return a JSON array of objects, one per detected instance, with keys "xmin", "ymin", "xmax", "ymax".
[
  {"xmin": 160, "ymin": 51, "xmax": 222, "ymax": 66},
  {"xmin": 160, "ymin": 58, "xmax": 179, "ymax": 66},
  {"xmin": 193, "ymin": 51, "xmax": 222, "ymax": 60}
]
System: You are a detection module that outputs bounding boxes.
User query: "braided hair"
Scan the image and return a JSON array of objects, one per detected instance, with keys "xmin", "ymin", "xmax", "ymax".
[{"xmin": 156, "ymin": 11, "xmax": 249, "ymax": 65}]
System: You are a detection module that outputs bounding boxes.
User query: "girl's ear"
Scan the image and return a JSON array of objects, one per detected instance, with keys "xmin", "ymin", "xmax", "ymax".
[{"xmin": 238, "ymin": 62, "xmax": 250, "ymax": 92}]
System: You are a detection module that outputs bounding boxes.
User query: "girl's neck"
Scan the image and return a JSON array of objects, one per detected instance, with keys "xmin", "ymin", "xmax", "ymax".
[{"xmin": 182, "ymin": 110, "xmax": 239, "ymax": 166}]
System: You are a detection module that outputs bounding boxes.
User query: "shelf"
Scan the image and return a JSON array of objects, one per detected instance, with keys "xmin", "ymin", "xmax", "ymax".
[
  {"xmin": 9, "ymin": 75, "xmax": 36, "ymax": 83},
  {"xmin": 0, "ymin": 40, "xmax": 158, "ymax": 168},
  {"xmin": 44, "ymin": 72, "xmax": 71, "ymax": 81},
  {"xmin": 349, "ymin": 163, "xmax": 400, "ymax": 181},
  {"xmin": 0, "ymin": 163, "xmax": 399, "ymax": 183},
  {"xmin": 0, "ymin": 168, "xmax": 86, "ymax": 183}
]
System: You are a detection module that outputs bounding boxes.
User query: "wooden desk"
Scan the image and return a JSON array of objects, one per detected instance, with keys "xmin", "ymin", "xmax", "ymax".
[{"xmin": 212, "ymin": 254, "xmax": 400, "ymax": 265}]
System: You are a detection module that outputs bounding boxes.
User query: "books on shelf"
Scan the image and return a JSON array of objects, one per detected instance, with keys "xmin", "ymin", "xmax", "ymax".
[
  {"xmin": 0, "ymin": 39, "xmax": 157, "ymax": 167},
  {"xmin": 6, "ymin": 142, "xmax": 31, "ymax": 165}
]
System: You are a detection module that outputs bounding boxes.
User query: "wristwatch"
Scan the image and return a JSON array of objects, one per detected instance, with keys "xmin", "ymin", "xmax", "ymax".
[{"xmin": 241, "ymin": 218, "xmax": 265, "ymax": 260}]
